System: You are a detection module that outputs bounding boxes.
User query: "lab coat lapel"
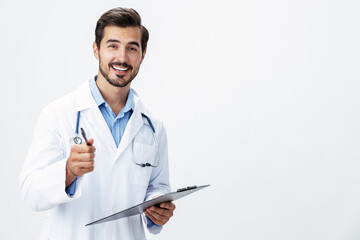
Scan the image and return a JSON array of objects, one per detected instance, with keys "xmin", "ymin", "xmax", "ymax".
[
  {"xmin": 75, "ymin": 81, "xmax": 117, "ymax": 152},
  {"xmin": 85, "ymin": 104, "xmax": 118, "ymax": 152},
  {"xmin": 114, "ymin": 95, "xmax": 145, "ymax": 162}
]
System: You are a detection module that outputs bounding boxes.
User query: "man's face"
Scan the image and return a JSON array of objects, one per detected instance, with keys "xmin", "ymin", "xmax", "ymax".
[{"xmin": 93, "ymin": 26, "xmax": 146, "ymax": 88}]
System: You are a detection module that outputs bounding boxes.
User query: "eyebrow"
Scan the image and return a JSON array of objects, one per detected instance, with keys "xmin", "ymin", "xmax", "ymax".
[
  {"xmin": 128, "ymin": 41, "xmax": 140, "ymax": 48},
  {"xmin": 106, "ymin": 39, "xmax": 120, "ymax": 44},
  {"xmin": 106, "ymin": 39, "xmax": 140, "ymax": 48}
]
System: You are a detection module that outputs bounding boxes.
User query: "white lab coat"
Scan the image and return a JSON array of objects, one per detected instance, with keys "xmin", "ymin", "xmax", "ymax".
[{"xmin": 20, "ymin": 80, "xmax": 171, "ymax": 240}]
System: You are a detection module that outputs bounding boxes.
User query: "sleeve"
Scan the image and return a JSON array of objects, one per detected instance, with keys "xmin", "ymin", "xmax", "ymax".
[
  {"xmin": 143, "ymin": 214, "xmax": 163, "ymax": 235},
  {"xmin": 65, "ymin": 177, "xmax": 78, "ymax": 196},
  {"xmin": 144, "ymin": 121, "xmax": 171, "ymax": 234},
  {"xmin": 19, "ymin": 108, "xmax": 83, "ymax": 212}
]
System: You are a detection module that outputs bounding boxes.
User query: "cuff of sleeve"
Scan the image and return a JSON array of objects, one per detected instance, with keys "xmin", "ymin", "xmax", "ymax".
[
  {"xmin": 146, "ymin": 216, "xmax": 162, "ymax": 228},
  {"xmin": 143, "ymin": 214, "xmax": 163, "ymax": 235},
  {"xmin": 65, "ymin": 177, "xmax": 78, "ymax": 197}
]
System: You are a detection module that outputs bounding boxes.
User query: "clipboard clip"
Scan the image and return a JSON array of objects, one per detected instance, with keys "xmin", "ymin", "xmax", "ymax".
[{"xmin": 177, "ymin": 185, "xmax": 197, "ymax": 192}]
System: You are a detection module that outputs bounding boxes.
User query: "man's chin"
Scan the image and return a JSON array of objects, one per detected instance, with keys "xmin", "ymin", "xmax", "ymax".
[
  {"xmin": 115, "ymin": 74, "xmax": 126, "ymax": 79},
  {"xmin": 107, "ymin": 77, "xmax": 131, "ymax": 88}
]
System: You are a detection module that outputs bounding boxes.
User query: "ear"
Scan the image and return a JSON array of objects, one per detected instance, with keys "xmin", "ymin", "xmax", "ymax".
[
  {"xmin": 93, "ymin": 42, "xmax": 99, "ymax": 60},
  {"xmin": 140, "ymin": 48, "xmax": 147, "ymax": 64}
]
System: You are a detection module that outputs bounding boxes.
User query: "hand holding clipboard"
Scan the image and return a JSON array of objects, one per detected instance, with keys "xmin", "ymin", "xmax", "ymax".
[{"xmin": 86, "ymin": 184, "xmax": 210, "ymax": 226}]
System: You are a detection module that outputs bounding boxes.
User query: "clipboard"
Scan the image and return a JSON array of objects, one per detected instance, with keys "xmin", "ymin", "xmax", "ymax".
[{"xmin": 86, "ymin": 184, "xmax": 210, "ymax": 226}]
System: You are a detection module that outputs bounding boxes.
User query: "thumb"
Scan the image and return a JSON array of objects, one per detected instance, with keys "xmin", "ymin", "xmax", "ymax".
[{"xmin": 88, "ymin": 138, "xmax": 94, "ymax": 146}]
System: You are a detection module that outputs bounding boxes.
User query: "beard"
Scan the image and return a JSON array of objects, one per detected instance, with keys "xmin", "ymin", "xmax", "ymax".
[{"xmin": 99, "ymin": 57, "xmax": 140, "ymax": 88}]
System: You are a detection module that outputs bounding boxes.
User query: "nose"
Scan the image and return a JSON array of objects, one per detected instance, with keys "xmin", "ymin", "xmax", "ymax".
[{"xmin": 116, "ymin": 46, "xmax": 128, "ymax": 63}]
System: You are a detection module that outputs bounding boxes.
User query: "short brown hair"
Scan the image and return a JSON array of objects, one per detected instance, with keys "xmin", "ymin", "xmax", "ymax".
[{"xmin": 95, "ymin": 7, "xmax": 149, "ymax": 53}]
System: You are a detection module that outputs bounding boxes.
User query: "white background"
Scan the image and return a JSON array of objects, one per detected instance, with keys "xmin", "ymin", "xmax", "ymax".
[{"xmin": 1, "ymin": 0, "xmax": 360, "ymax": 239}]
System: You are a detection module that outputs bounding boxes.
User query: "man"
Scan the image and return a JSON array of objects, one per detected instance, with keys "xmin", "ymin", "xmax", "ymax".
[{"xmin": 20, "ymin": 7, "xmax": 175, "ymax": 239}]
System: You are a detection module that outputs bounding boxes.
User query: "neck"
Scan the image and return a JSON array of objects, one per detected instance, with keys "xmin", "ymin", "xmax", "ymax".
[{"xmin": 96, "ymin": 74, "xmax": 130, "ymax": 115}]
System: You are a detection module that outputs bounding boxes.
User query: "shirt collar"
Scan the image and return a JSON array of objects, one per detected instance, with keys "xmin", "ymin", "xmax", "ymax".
[
  {"xmin": 89, "ymin": 76, "xmax": 105, "ymax": 106},
  {"xmin": 89, "ymin": 76, "xmax": 134, "ymax": 113},
  {"xmin": 122, "ymin": 89, "xmax": 134, "ymax": 114}
]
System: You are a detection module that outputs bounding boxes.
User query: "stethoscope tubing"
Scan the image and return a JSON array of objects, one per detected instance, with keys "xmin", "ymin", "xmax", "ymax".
[{"xmin": 75, "ymin": 111, "xmax": 81, "ymax": 134}]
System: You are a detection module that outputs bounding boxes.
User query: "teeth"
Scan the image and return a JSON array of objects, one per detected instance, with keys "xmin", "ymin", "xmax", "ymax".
[{"xmin": 112, "ymin": 66, "xmax": 128, "ymax": 71}]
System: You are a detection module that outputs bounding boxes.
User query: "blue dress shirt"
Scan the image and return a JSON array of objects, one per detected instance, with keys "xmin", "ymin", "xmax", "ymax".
[{"xmin": 89, "ymin": 76, "xmax": 134, "ymax": 147}]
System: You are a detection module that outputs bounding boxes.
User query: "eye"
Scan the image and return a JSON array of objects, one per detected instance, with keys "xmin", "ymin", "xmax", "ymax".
[
  {"xmin": 109, "ymin": 44, "xmax": 117, "ymax": 49},
  {"xmin": 129, "ymin": 46, "xmax": 138, "ymax": 52}
]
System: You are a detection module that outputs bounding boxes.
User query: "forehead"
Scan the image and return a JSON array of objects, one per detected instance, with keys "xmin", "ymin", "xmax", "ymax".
[{"xmin": 101, "ymin": 26, "xmax": 142, "ymax": 44}]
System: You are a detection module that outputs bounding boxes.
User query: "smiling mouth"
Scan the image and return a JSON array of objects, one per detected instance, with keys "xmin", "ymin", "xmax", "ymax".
[{"xmin": 112, "ymin": 65, "xmax": 129, "ymax": 72}]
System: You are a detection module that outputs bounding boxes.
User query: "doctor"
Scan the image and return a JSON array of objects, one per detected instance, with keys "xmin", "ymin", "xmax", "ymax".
[{"xmin": 20, "ymin": 7, "xmax": 175, "ymax": 240}]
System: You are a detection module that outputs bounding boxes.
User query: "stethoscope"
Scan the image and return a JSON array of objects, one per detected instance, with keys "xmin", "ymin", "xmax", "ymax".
[
  {"xmin": 70, "ymin": 111, "xmax": 159, "ymax": 167},
  {"xmin": 132, "ymin": 113, "xmax": 159, "ymax": 167},
  {"xmin": 70, "ymin": 111, "xmax": 83, "ymax": 145}
]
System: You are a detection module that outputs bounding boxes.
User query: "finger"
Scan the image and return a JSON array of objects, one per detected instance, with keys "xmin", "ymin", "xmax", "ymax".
[
  {"xmin": 146, "ymin": 206, "xmax": 173, "ymax": 218},
  {"xmin": 72, "ymin": 145, "xmax": 96, "ymax": 154},
  {"xmin": 144, "ymin": 209, "xmax": 166, "ymax": 226},
  {"xmin": 145, "ymin": 209, "xmax": 169, "ymax": 225},
  {"xmin": 81, "ymin": 160, "xmax": 95, "ymax": 169},
  {"xmin": 73, "ymin": 167, "xmax": 94, "ymax": 176},
  {"xmin": 144, "ymin": 210, "xmax": 160, "ymax": 225},
  {"xmin": 148, "ymin": 202, "xmax": 175, "ymax": 212},
  {"xmin": 80, "ymin": 145, "xmax": 96, "ymax": 153},
  {"xmin": 69, "ymin": 154, "xmax": 94, "ymax": 163},
  {"xmin": 73, "ymin": 152, "xmax": 95, "ymax": 161},
  {"xmin": 71, "ymin": 162, "xmax": 95, "ymax": 175},
  {"xmin": 80, "ymin": 165, "xmax": 95, "ymax": 174},
  {"xmin": 159, "ymin": 202, "xmax": 176, "ymax": 210},
  {"xmin": 87, "ymin": 138, "xmax": 94, "ymax": 146},
  {"xmin": 71, "ymin": 160, "xmax": 94, "ymax": 169}
]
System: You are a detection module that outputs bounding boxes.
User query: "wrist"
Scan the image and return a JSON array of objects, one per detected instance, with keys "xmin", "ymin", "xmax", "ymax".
[{"xmin": 66, "ymin": 160, "xmax": 77, "ymax": 187}]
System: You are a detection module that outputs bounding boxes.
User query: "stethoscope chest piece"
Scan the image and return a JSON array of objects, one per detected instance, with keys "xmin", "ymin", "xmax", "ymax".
[{"xmin": 70, "ymin": 134, "xmax": 82, "ymax": 146}]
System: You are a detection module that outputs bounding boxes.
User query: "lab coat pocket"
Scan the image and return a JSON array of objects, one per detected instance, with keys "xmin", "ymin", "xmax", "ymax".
[{"xmin": 130, "ymin": 142, "xmax": 157, "ymax": 186}]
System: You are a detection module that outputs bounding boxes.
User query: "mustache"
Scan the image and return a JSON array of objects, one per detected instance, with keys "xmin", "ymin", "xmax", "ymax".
[{"xmin": 109, "ymin": 62, "xmax": 132, "ymax": 69}]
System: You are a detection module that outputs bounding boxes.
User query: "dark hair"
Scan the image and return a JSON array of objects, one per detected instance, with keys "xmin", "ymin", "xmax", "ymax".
[{"xmin": 95, "ymin": 7, "xmax": 149, "ymax": 53}]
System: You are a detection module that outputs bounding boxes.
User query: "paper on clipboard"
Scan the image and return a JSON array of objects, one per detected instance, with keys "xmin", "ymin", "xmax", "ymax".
[{"xmin": 86, "ymin": 184, "xmax": 210, "ymax": 226}]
